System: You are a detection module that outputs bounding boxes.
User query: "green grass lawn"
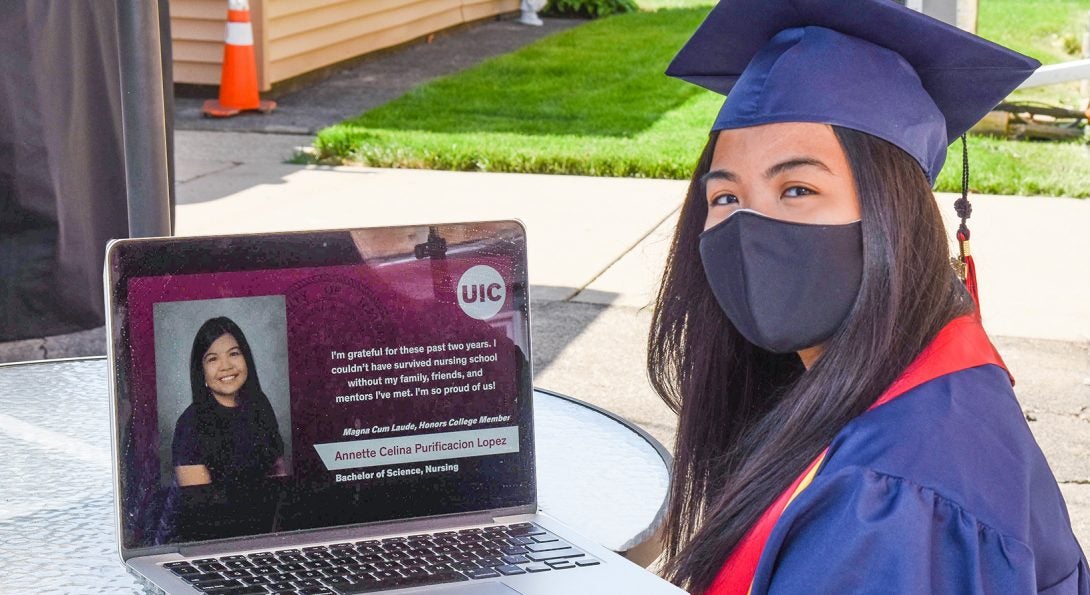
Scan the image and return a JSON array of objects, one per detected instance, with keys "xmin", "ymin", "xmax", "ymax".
[
  {"xmin": 980, "ymin": 0, "xmax": 1088, "ymax": 110},
  {"xmin": 314, "ymin": 0, "xmax": 1090, "ymax": 197},
  {"xmin": 315, "ymin": 8, "xmax": 716, "ymax": 178}
]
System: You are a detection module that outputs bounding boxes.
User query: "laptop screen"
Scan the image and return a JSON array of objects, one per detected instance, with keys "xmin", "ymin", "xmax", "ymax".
[{"xmin": 107, "ymin": 221, "xmax": 534, "ymax": 551}]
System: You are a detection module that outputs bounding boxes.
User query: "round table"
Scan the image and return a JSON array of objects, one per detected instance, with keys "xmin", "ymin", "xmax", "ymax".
[{"xmin": 0, "ymin": 358, "xmax": 670, "ymax": 593}]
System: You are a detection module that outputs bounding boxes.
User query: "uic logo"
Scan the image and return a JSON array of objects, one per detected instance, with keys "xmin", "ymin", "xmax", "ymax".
[{"xmin": 457, "ymin": 265, "xmax": 506, "ymax": 320}]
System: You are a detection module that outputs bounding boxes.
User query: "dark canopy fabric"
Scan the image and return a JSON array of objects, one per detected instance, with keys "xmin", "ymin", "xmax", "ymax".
[{"xmin": 0, "ymin": 1, "xmax": 174, "ymax": 341}]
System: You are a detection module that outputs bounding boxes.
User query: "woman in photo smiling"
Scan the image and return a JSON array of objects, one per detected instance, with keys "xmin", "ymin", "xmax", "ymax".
[
  {"xmin": 648, "ymin": 0, "xmax": 1088, "ymax": 593},
  {"xmin": 172, "ymin": 316, "xmax": 286, "ymax": 488}
]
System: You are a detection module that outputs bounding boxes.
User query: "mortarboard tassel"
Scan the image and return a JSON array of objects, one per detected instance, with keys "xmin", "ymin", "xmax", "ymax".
[
  {"xmin": 957, "ymin": 227, "xmax": 978, "ymax": 306},
  {"xmin": 953, "ymin": 134, "xmax": 980, "ymax": 312}
]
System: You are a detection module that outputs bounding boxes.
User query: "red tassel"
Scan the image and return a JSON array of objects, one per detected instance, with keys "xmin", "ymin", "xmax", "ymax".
[{"xmin": 957, "ymin": 229, "xmax": 980, "ymax": 313}]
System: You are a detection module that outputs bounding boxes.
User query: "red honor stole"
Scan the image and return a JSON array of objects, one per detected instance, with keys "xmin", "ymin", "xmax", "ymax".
[{"xmin": 705, "ymin": 315, "xmax": 1010, "ymax": 595}]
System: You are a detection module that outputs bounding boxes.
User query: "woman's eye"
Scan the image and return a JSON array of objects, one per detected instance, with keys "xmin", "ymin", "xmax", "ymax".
[
  {"xmin": 709, "ymin": 193, "xmax": 739, "ymax": 206},
  {"xmin": 783, "ymin": 186, "xmax": 815, "ymax": 198}
]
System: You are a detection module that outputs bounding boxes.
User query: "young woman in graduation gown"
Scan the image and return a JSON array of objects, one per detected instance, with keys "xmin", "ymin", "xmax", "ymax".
[{"xmin": 647, "ymin": 0, "xmax": 1090, "ymax": 593}]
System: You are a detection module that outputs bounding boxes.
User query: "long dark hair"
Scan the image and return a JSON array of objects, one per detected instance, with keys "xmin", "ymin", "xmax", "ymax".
[
  {"xmin": 189, "ymin": 316, "xmax": 282, "ymax": 480},
  {"xmin": 648, "ymin": 126, "xmax": 974, "ymax": 592}
]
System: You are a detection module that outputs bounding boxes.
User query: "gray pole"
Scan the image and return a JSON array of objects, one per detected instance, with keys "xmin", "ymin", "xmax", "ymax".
[
  {"xmin": 920, "ymin": 0, "xmax": 958, "ymax": 26},
  {"xmin": 116, "ymin": 0, "xmax": 173, "ymax": 238}
]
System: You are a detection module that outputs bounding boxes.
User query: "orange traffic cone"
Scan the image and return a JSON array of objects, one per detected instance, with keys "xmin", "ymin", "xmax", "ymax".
[{"xmin": 202, "ymin": 0, "xmax": 275, "ymax": 117}]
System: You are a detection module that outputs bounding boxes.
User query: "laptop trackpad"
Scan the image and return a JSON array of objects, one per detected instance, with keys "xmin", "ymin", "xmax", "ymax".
[{"xmin": 423, "ymin": 583, "xmax": 523, "ymax": 595}]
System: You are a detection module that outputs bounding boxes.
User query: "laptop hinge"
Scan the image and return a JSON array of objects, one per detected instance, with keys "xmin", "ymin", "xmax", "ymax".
[
  {"xmin": 174, "ymin": 505, "xmax": 538, "ymax": 558},
  {"xmin": 492, "ymin": 512, "xmax": 537, "ymax": 524},
  {"xmin": 491, "ymin": 503, "xmax": 537, "ymax": 524}
]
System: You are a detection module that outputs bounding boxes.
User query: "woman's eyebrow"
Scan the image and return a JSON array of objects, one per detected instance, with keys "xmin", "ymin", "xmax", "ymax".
[
  {"xmin": 701, "ymin": 158, "xmax": 831, "ymax": 185},
  {"xmin": 764, "ymin": 157, "xmax": 832, "ymax": 179},
  {"xmin": 701, "ymin": 169, "xmax": 738, "ymax": 185}
]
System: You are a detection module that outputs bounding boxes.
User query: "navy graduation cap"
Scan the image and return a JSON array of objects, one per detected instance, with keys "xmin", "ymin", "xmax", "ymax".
[{"xmin": 666, "ymin": 0, "xmax": 1040, "ymax": 185}]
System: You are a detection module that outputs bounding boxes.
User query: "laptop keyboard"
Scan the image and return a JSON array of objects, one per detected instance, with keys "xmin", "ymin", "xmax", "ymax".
[{"xmin": 162, "ymin": 522, "xmax": 601, "ymax": 594}]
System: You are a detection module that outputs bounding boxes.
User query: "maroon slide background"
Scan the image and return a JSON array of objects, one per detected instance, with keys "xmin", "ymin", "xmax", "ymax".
[{"xmin": 126, "ymin": 256, "xmax": 521, "ymax": 483}]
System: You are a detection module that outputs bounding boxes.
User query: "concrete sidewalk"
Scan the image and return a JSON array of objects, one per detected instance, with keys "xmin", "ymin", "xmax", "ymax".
[
  {"xmin": 2, "ymin": 127, "xmax": 1088, "ymax": 550},
  {"xmin": 174, "ymin": 129, "xmax": 1090, "ymax": 549},
  {"xmin": 174, "ymin": 130, "xmax": 1090, "ymax": 343}
]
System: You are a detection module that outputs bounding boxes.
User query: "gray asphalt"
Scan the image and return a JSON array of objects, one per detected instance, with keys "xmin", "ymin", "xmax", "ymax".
[{"xmin": 173, "ymin": 17, "xmax": 582, "ymax": 135}]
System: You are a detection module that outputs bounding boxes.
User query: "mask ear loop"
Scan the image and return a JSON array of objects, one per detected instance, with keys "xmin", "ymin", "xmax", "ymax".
[{"xmin": 953, "ymin": 134, "xmax": 980, "ymax": 313}]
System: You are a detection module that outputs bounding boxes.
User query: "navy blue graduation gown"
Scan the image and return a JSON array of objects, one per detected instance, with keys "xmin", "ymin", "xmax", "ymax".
[{"xmin": 750, "ymin": 364, "xmax": 1089, "ymax": 594}]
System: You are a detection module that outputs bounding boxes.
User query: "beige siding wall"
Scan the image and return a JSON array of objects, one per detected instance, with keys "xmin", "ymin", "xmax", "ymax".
[
  {"xmin": 461, "ymin": 0, "xmax": 518, "ymax": 22},
  {"xmin": 169, "ymin": 0, "xmax": 519, "ymax": 91}
]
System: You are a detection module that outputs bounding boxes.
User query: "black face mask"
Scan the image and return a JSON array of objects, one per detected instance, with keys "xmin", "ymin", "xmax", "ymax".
[{"xmin": 699, "ymin": 210, "xmax": 863, "ymax": 354}]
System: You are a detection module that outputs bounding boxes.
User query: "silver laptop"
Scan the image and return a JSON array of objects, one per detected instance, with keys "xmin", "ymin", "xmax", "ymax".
[{"xmin": 104, "ymin": 220, "xmax": 684, "ymax": 595}]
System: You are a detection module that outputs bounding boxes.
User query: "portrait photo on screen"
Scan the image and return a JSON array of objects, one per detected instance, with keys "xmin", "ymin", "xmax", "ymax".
[{"xmin": 154, "ymin": 295, "xmax": 293, "ymax": 489}]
